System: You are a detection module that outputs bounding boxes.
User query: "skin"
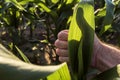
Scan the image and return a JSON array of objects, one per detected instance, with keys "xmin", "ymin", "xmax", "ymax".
[
  {"xmin": 55, "ymin": 30, "xmax": 69, "ymax": 62},
  {"xmin": 55, "ymin": 30, "xmax": 120, "ymax": 71}
]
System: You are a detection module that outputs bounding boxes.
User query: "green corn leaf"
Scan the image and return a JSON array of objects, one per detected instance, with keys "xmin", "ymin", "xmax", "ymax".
[
  {"xmin": 44, "ymin": 0, "xmax": 52, "ymax": 6},
  {"xmin": 15, "ymin": 45, "xmax": 31, "ymax": 63},
  {"xmin": 0, "ymin": 57, "xmax": 70, "ymax": 80},
  {"xmin": 68, "ymin": 0, "xmax": 95, "ymax": 80},
  {"xmin": 38, "ymin": 1, "xmax": 58, "ymax": 20},
  {"xmin": 0, "ymin": 2, "xmax": 11, "ymax": 13},
  {"xmin": 76, "ymin": 1, "xmax": 95, "ymax": 79},
  {"xmin": 3, "ymin": 16, "xmax": 11, "ymax": 25},
  {"xmin": 18, "ymin": 0, "xmax": 34, "ymax": 5},
  {"xmin": 95, "ymin": 8, "xmax": 106, "ymax": 17},
  {"xmin": 56, "ymin": 0, "xmax": 66, "ymax": 10},
  {"xmin": 5, "ymin": 0, "xmax": 25, "ymax": 11},
  {"xmin": 66, "ymin": 0, "xmax": 80, "ymax": 5},
  {"xmin": 66, "ymin": 0, "xmax": 74, "ymax": 4},
  {"xmin": 67, "ymin": 15, "xmax": 73, "ymax": 27},
  {"xmin": 0, "ymin": 44, "xmax": 20, "ymax": 61},
  {"xmin": 51, "ymin": 0, "xmax": 59, "ymax": 4},
  {"xmin": 47, "ymin": 63, "xmax": 71, "ymax": 80},
  {"xmin": 95, "ymin": 8, "xmax": 106, "ymax": 28},
  {"xmin": 0, "ymin": 44, "xmax": 71, "ymax": 80},
  {"xmin": 76, "ymin": 0, "xmax": 95, "ymax": 73},
  {"xmin": 56, "ymin": 10, "xmax": 73, "ymax": 28},
  {"xmin": 68, "ymin": 3, "xmax": 82, "ymax": 80},
  {"xmin": 92, "ymin": 64, "xmax": 120, "ymax": 80},
  {"xmin": 99, "ymin": 0, "xmax": 115, "ymax": 35}
]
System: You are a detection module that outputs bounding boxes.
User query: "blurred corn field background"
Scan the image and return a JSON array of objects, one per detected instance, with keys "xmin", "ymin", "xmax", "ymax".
[
  {"xmin": 0, "ymin": 0, "xmax": 78, "ymax": 65},
  {"xmin": 0, "ymin": 0, "xmax": 120, "ymax": 80}
]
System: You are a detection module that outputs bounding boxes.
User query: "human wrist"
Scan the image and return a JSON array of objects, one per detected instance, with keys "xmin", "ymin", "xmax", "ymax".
[
  {"xmin": 91, "ymin": 34, "xmax": 102, "ymax": 68},
  {"xmin": 91, "ymin": 34, "xmax": 120, "ymax": 71},
  {"xmin": 96, "ymin": 42, "xmax": 120, "ymax": 71}
]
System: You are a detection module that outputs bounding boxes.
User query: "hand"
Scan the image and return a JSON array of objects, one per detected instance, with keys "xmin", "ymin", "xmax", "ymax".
[
  {"xmin": 55, "ymin": 30, "xmax": 101, "ymax": 67},
  {"xmin": 54, "ymin": 30, "xmax": 69, "ymax": 62}
]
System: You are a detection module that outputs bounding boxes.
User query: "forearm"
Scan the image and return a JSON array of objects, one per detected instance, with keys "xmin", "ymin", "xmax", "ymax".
[{"xmin": 94, "ymin": 42, "xmax": 120, "ymax": 71}]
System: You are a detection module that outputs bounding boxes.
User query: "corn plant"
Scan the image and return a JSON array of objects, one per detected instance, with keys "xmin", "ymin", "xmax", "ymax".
[
  {"xmin": 68, "ymin": 0, "xmax": 95, "ymax": 79},
  {"xmin": 0, "ymin": 0, "xmax": 79, "ymax": 40},
  {"xmin": 0, "ymin": 0, "xmax": 120, "ymax": 80},
  {"xmin": 0, "ymin": 43, "xmax": 71, "ymax": 80},
  {"xmin": 0, "ymin": 0, "xmax": 74, "ymax": 80},
  {"xmin": 0, "ymin": 0, "xmax": 79, "ymax": 60},
  {"xmin": 95, "ymin": 0, "xmax": 120, "ymax": 45},
  {"xmin": 68, "ymin": 0, "xmax": 120, "ymax": 80}
]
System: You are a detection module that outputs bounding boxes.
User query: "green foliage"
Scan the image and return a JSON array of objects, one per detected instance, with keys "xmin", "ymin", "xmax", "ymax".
[
  {"xmin": 0, "ymin": 0, "xmax": 76, "ymax": 79},
  {"xmin": 15, "ymin": 45, "xmax": 31, "ymax": 63},
  {"xmin": 0, "ymin": 0, "xmax": 120, "ymax": 80},
  {"xmin": 99, "ymin": 0, "xmax": 115, "ymax": 35},
  {"xmin": 94, "ymin": 0, "xmax": 120, "ymax": 46},
  {"xmin": 68, "ymin": 0, "xmax": 120, "ymax": 80},
  {"xmin": 68, "ymin": 0, "xmax": 95, "ymax": 80},
  {"xmin": 0, "ymin": 44, "xmax": 71, "ymax": 80},
  {"xmin": 0, "ymin": 0, "xmax": 78, "ymax": 54},
  {"xmin": 92, "ymin": 64, "xmax": 120, "ymax": 80}
]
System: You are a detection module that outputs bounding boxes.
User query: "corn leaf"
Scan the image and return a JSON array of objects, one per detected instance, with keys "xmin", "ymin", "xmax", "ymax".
[
  {"xmin": 99, "ymin": 0, "xmax": 115, "ymax": 35},
  {"xmin": 51, "ymin": 0, "xmax": 59, "ymax": 4},
  {"xmin": 5, "ymin": 0, "xmax": 25, "ymax": 11},
  {"xmin": 0, "ymin": 44, "xmax": 71, "ymax": 80},
  {"xmin": 38, "ymin": 1, "xmax": 58, "ymax": 20},
  {"xmin": 18, "ymin": 0, "xmax": 34, "ymax": 5},
  {"xmin": 56, "ymin": 10, "xmax": 73, "ymax": 28},
  {"xmin": 66, "ymin": 0, "xmax": 74, "ymax": 4},
  {"xmin": 15, "ymin": 45, "xmax": 31, "ymax": 63},
  {"xmin": 92, "ymin": 64, "xmax": 120, "ymax": 80},
  {"xmin": 0, "ymin": 44, "xmax": 20, "ymax": 61},
  {"xmin": 76, "ymin": 0, "xmax": 95, "ymax": 73},
  {"xmin": 47, "ymin": 63, "xmax": 71, "ymax": 80},
  {"xmin": 95, "ymin": 8, "xmax": 106, "ymax": 28},
  {"xmin": 68, "ymin": 0, "xmax": 95, "ymax": 80},
  {"xmin": 68, "ymin": 3, "xmax": 82, "ymax": 80},
  {"xmin": 66, "ymin": 0, "xmax": 80, "ymax": 5}
]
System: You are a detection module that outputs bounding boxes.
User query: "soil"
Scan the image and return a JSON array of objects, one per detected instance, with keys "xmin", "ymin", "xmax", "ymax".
[{"xmin": 0, "ymin": 24, "xmax": 59, "ymax": 65}]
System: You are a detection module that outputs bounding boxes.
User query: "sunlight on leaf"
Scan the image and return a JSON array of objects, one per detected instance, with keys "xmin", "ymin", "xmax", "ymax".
[
  {"xmin": 5, "ymin": 0, "xmax": 25, "ymax": 11},
  {"xmin": 99, "ymin": 0, "xmax": 115, "ymax": 35},
  {"xmin": 68, "ymin": 0, "xmax": 95, "ymax": 80},
  {"xmin": 0, "ymin": 44, "xmax": 71, "ymax": 80}
]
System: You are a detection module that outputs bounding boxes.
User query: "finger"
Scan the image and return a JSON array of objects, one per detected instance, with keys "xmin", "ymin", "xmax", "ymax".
[
  {"xmin": 59, "ymin": 57, "xmax": 69, "ymax": 62},
  {"xmin": 55, "ymin": 39, "xmax": 68, "ymax": 49},
  {"xmin": 56, "ymin": 48, "xmax": 68, "ymax": 57},
  {"xmin": 58, "ymin": 30, "xmax": 68, "ymax": 41}
]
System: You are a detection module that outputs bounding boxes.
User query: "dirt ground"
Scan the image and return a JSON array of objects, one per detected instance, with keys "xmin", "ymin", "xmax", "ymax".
[{"xmin": 0, "ymin": 24, "xmax": 59, "ymax": 65}]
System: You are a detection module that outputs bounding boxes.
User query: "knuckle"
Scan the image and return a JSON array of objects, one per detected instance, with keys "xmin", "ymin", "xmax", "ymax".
[
  {"xmin": 58, "ymin": 31, "xmax": 63, "ymax": 38},
  {"xmin": 54, "ymin": 39, "xmax": 59, "ymax": 47},
  {"xmin": 55, "ymin": 40, "xmax": 67, "ymax": 48},
  {"xmin": 56, "ymin": 49, "xmax": 60, "ymax": 55},
  {"xmin": 58, "ymin": 30, "xmax": 68, "ymax": 41},
  {"xmin": 59, "ymin": 57, "xmax": 64, "ymax": 62}
]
